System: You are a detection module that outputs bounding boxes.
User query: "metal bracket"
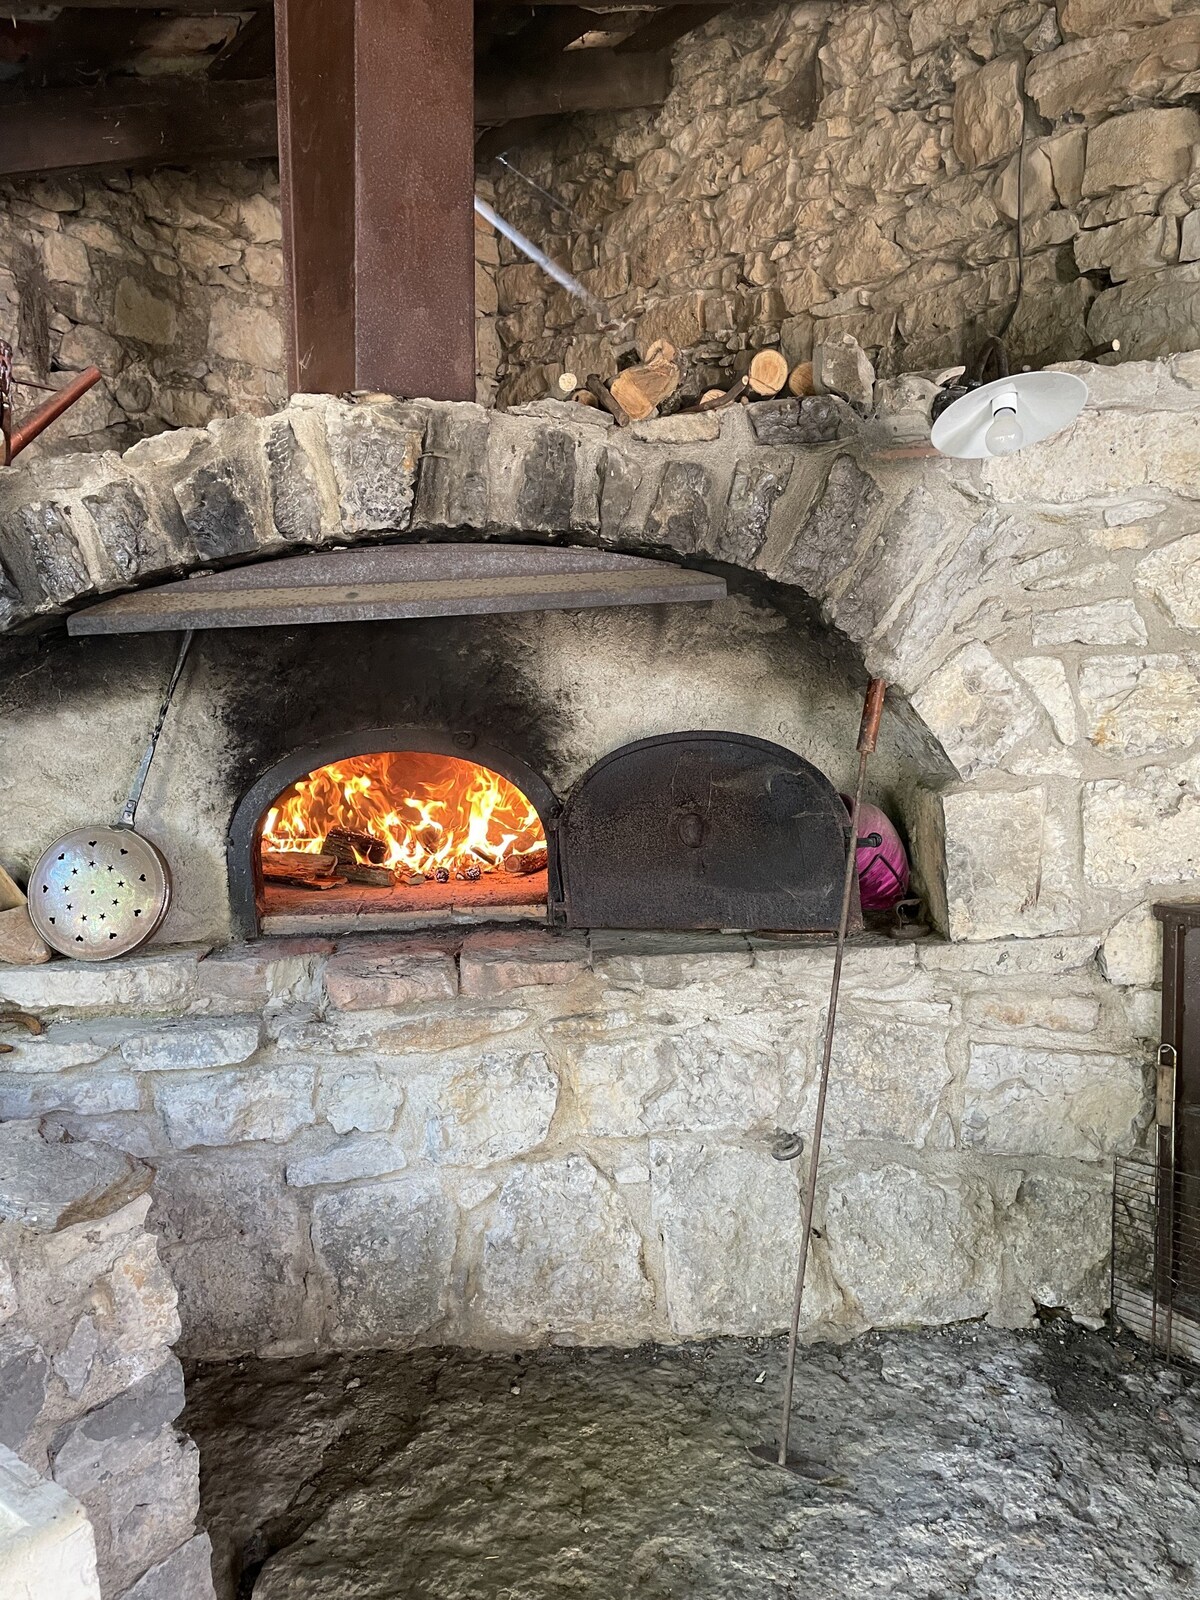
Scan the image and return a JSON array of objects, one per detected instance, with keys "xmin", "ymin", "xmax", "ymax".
[{"xmin": 1157, "ymin": 1042, "xmax": 1178, "ymax": 1132}]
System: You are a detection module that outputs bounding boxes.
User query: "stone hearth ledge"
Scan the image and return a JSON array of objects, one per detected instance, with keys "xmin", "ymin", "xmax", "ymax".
[{"xmin": 0, "ymin": 925, "xmax": 1154, "ymax": 1358}]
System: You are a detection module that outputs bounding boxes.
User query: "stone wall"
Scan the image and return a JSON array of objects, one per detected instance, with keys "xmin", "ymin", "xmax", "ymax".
[
  {"xmin": 0, "ymin": 167, "xmax": 501, "ymax": 455},
  {"xmin": 488, "ymin": 0, "xmax": 1200, "ymax": 403},
  {"xmin": 0, "ymin": 929, "xmax": 1148, "ymax": 1357},
  {"xmin": 0, "ymin": 1121, "xmax": 214, "ymax": 1598}
]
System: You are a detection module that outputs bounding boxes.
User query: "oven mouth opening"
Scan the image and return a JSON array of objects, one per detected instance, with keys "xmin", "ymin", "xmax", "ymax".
[{"xmin": 255, "ymin": 750, "xmax": 549, "ymax": 932}]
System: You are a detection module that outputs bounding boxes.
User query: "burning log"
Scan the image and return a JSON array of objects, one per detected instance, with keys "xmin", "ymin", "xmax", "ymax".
[
  {"xmin": 262, "ymin": 851, "xmax": 338, "ymax": 880},
  {"xmin": 503, "ymin": 843, "xmax": 549, "ymax": 877},
  {"xmin": 324, "ymin": 826, "xmax": 387, "ymax": 866},
  {"xmin": 343, "ymin": 864, "xmax": 395, "ymax": 888},
  {"xmin": 261, "ymin": 851, "xmax": 346, "ymax": 890}
]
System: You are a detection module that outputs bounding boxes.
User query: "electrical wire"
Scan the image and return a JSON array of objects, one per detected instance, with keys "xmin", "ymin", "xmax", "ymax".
[{"xmin": 996, "ymin": 86, "xmax": 1027, "ymax": 341}]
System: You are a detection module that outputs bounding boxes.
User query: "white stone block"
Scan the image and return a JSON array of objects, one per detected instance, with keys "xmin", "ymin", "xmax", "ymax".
[
  {"xmin": 1136, "ymin": 530, "xmax": 1200, "ymax": 630},
  {"xmin": 417, "ymin": 1051, "xmax": 558, "ymax": 1168},
  {"xmin": 477, "ymin": 1157, "xmax": 653, "ymax": 1342},
  {"xmin": 155, "ymin": 1066, "xmax": 315, "ymax": 1149},
  {"xmin": 963, "ymin": 1043, "xmax": 1145, "ymax": 1160},
  {"xmin": 1078, "ymin": 654, "xmax": 1200, "ymax": 756},
  {"xmin": 0, "ymin": 1444, "xmax": 100, "ymax": 1600},
  {"xmin": 824, "ymin": 1163, "xmax": 1000, "ymax": 1326},
  {"xmin": 911, "ymin": 644, "xmax": 1038, "ymax": 777},
  {"xmin": 1083, "ymin": 751, "xmax": 1200, "ymax": 889}
]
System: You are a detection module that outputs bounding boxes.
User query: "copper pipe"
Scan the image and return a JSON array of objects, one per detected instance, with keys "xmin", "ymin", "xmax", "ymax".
[{"xmin": 6, "ymin": 366, "xmax": 102, "ymax": 463}]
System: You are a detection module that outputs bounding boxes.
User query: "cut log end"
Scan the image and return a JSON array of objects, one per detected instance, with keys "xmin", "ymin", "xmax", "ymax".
[{"xmin": 748, "ymin": 349, "xmax": 789, "ymax": 397}]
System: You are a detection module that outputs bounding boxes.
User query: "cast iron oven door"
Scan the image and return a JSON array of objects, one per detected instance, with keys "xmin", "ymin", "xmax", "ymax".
[{"xmin": 555, "ymin": 732, "xmax": 852, "ymax": 933}]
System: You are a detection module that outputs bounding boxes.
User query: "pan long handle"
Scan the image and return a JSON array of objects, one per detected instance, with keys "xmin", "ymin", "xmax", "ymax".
[{"xmin": 121, "ymin": 630, "xmax": 194, "ymax": 829}]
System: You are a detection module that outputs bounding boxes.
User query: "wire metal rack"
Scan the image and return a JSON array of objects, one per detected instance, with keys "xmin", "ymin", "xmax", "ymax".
[{"xmin": 1112, "ymin": 1155, "xmax": 1200, "ymax": 1365}]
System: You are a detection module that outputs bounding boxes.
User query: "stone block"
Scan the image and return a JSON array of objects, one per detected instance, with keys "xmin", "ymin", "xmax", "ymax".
[
  {"xmin": 0, "ymin": 1072, "xmax": 142, "ymax": 1120},
  {"xmin": 53, "ymin": 1417, "xmax": 199, "ymax": 1595},
  {"xmin": 771, "ymin": 454, "xmax": 879, "ymax": 594},
  {"xmin": 0, "ymin": 953, "xmax": 200, "ymax": 1016},
  {"xmin": 824, "ymin": 1163, "xmax": 1000, "ymax": 1326},
  {"xmin": 1083, "ymin": 752, "xmax": 1200, "ymax": 889},
  {"xmin": 571, "ymin": 1030, "xmax": 784, "ymax": 1140},
  {"xmin": 418, "ymin": 1050, "xmax": 558, "ymax": 1167},
  {"xmin": 5, "ymin": 1026, "xmax": 117, "ymax": 1075},
  {"xmin": 151, "ymin": 1154, "xmax": 310, "ymax": 1356},
  {"xmin": 0, "ymin": 1122, "xmax": 145, "ymax": 1232},
  {"xmin": 651, "ymin": 1141, "xmax": 819, "ymax": 1336},
  {"xmin": 317, "ymin": 1063, "xmax": 404, "ymax": 1135},
  {"xmin": 803, "ymin": 1009, "xmax": 955, "ymax": 1149},
  {"xmin": 644, "ymin": 459, "xmax": 714, "ymax": 555},
  {"xmin": 711, "ymin": 451, "xmax": 794, "ymax": 567},
  {"xmin": 1030, "ymin": 599, "xmax": 1147, "ymax": 647},
  {"xmin": 113, "ymin": 277, "xmax": 177, "ymax": 346},
  {"xmin": 1088, "ymin": 262, "xmax": 1200, "ymax": 361},
  {"xmin": 122, "ymin": 1532, "xmax": 215, "ymax": 1600},
  {"xmin": 208, "ymin": 300, "xmax": 282, "ymax": 371},
  {"xmin": 999, "ymin": 1166, "xmax": 1112, "ymax": 1325},
  {"xmin": 1078, "ymin": 654, "xmax": 1200, "ymax": 756},
  {"xmin": 822, "ymin": 219, "xmax": 906, "ymax": 291},
  {"xmin": 320, "ymin": 399, "xmax": 423, "ymax": 535},
  {"xmin": 1012, "ymin": 657, "xmax": 1079, "ymax": 744},
  {"xmin": 953, "ymin": 56, "xmax": 1024, "ymax": 169},
  {"xmin": 911, "ymin": 644, "xmax": 1038, "ymax": 778},
  {"xmin": 458, "ymin": 930, "xmax": 588, "ymax": 998},
  {"xmin": 51, "ymin": 1359, "xmax": 185, "ymax": 1482},
  {"xmin": 813, "ymin": 332, "xmax": 874, "ymax": 408},
  {"xmin": 1136, "ymin": 530, "xmax": 1200, "ymax": 628},
  {"xmin": 285, "ymin": 1134, "xmax": 408, "ymax": 1187},
  {"xmin": 0, "ymin": 1332, "xmax": 50, "ymax": 1454},
  {"xmin": 942, "ymin": 786, "xmax": 1080, "ymax": 940},
  {"xmin": 323, "ymin": 939, "xmax": 457, "ymax": 1011},
  {"xmin": 119, "ymin": 1019, "xmax": 261, "ymax": 1072},
  {"xmin": 312, "ymin": 1177, "xmax": 458, "ymax": 1347},
  {"xmin": 1100, "ymin": 902, "xmax": 1165, "ymax": 987},
  {"xmin": 1029, "ymin": 22, "xmax": 1200, "ymax": 120},
  {"xmin": 155, "ymin": 1065, "xmax": 315, "ymax": 1149},
  {"xmin": 1082, "ymin": 107, "xmax": 1200, "ymax": 197},
  {"xmin": 1074, "ymin": 216, "xmax": 1177, "ymax": 283},
  {"xmin": 476, "ymin": 1156, "xmax": 653, "ymax": 1342},
  {"xmin": 0, "ymin": 1446, "xmax": 100, "ymax": 1600},
  {"xmin": 963, "ymin": 1043, "xmax": 1145, "ymax": 1159}
]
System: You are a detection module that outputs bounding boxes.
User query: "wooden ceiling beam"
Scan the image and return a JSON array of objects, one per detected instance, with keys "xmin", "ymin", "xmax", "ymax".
[
  {"xmin": 0, "ymin": 76, "xmax": 277, "ymax": 176},
  {"xmin": 476, "ymin": 47, "xmax": 669, "ymax": 120},
  {"xmin": 209, "ymin": 10, "xmax": 276, "ymax": 80}
]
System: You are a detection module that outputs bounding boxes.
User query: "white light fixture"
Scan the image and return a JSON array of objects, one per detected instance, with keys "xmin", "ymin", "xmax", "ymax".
[{"xmin": 930, "ymin": 371, "xmax": 1088, "ymax": 460}]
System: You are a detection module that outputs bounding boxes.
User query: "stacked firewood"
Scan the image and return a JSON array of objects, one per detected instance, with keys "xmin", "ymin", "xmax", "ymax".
[
  {"xmin": 555, "ymin": 341, "xmax": 816, "ymax": 426},
  {"xmin": 260, "ymin": 830, "xmax": 550, "ymax": 891}
]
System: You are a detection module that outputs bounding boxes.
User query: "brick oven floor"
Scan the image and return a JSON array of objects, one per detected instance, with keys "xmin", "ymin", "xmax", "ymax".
[{"xmin": 185, "ymin": 1325, "xmax": 1200, "ymax": 1600}]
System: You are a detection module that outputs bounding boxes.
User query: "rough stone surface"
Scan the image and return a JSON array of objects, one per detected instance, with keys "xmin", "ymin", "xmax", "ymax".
[
  {"xmin": 0, "ymin": 1141, "xmax": 213, "ymax": 1599},
  {"xmin": 311, "ymin": 1178, "xmax": 459, "ymax": 1347},
  {"xmin": 824, "ymin": 1164, "xmax": 1000, "ymax": 1326},
  {"xmin": 476, "ymin": 1157, "xmax": 653, "ymax": 1342},
  {"xmin": 189, "ymin": 1327, "xmax": 1200, "ymax": 1600},
  {"xmin": 963, "ymin": 1043, "xmax": 1145, "ymax": 1159}
]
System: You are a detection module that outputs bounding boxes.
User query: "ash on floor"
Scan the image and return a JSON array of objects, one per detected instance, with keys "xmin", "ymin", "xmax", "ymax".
[{"xmin": 185, "ymin": 1324, "xmax": 1200, "ymax": 1600}]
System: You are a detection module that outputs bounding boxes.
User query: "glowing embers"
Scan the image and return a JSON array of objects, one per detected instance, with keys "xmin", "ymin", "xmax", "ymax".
[{"xmin": 258, "ymin": 752, "xmax": 547, "ymax": 923}]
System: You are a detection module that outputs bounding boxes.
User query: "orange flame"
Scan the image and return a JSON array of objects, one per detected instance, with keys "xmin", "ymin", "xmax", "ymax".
[{"xmin": 260, "ymin": 752, "xmax": 545, "ymax": 876}]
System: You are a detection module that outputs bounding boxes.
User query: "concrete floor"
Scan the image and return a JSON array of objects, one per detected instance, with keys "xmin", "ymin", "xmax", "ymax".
[{"xmin": 186, "ymin": 1324, "xmax": 1200, "ymax": 1600}]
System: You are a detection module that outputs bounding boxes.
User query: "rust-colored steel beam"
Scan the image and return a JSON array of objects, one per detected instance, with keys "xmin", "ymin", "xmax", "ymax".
[
  {"xmin": 275, "ymin": 0, "xmax": 356, "ymax": 395},
  {"xmin": 4, "ymin": 366, "xmax": 102, "ymax": 464},
  {"xmin": 356, "ymin": 0, "xmax": 475, "ymax": 401},
  {"xmin": 276, "ymin": 0, "xmax": 475, "ymax": 402}
]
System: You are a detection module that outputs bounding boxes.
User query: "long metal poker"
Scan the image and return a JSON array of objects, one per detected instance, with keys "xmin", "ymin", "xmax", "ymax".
[
  {"xmin": 473, "ymin": 195, "xmax": 611, "ymax": 325},
  {"xmin": 776, "ymin": 677, "xmax": 887, "ymax": 1468}
]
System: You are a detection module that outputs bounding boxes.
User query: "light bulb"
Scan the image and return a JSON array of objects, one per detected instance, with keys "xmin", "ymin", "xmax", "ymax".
[{"xmin": 984, "ymin": 405, "xmax": 1024, "ymax": 456}]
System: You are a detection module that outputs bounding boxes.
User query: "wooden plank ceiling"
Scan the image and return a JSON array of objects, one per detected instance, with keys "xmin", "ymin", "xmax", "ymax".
[{"xmin": 0, "ymin": 2, "xmax": 750, "ymax": 178}]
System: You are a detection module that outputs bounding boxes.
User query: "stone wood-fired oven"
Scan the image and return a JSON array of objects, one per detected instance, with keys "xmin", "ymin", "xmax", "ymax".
[{"xmin": 0, "ymin": 372, "xmax": 1190, "ymax": 1362}]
